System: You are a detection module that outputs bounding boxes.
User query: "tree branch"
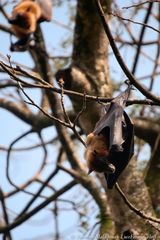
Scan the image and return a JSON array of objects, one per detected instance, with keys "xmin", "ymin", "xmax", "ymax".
[
  {"xmin": 115, "ymin": 183, "xmax": 160, "ymax": 224},
  {"xmin": 95, "ymin": 0, "xmax": 160, "ymax": 104}
]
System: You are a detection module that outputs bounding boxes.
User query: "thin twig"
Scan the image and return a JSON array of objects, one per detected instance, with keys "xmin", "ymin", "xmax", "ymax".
[
  {"xmin": 37, "ymin": 131, "xmax": 48, "ymax": 173},
  {"xmin": 131, "ymin": 2, "xmax": 153, "ymax": 75},
  {"xmin": 57, "ymin": 164, "xmax": 81, "ymax": 179},
  {"xmin": 15, "ymin": 148, "xmax": 63, "ymax": 218},
  {"xmin": 146, "ymin": 220, "xmax": 160, "ymax": 233},
  {"xmin": 0, "ymin": 181, "xmax": 77, "ymax": 233},
  {"xmin": 144, "ymin": 133, "xmax": 160, "ymax": 179},
  {"xmin": 1, "ymin": 60, "xmax": 160, "ymax": 106},
  {"xmin": 6, "ymin": 129, "xmax": 52, "ymax": 198},
  {"xmin": 59, "ymin": 78, "xmax": 72, "ymax": 125},
  {"xmin": 115, "ymin": 183, "xmax": 160, "ymax": 224},
  {"xmin": 59, "ymin": 79, "xmax": 86, "ymax": 146},
  {"xmin": 149, "ymin": 4, "xmax": 160, "ymax": 91},
  {"xmin": 0, "ymin": 136, "xmax": 58, "ymax": 152},
  {"xmin": 73, "ymin": 91, "xmax": 86, "ymax": 128},
  {"xmin": 0, "ymin": 188, "xmax": 12, "ymax": 240},
  {"xmin": 109, "ymin": 9, "xmax": 159, "ymax": 34},
  {"xmin": 122, "ymin": 1, "xmax": 160, "ymax": 10},
  {"xmin": 6, "ymin": 129, "xmax": 33, "ymax": 189},
  {"xmin": 16, "ymin": 167, "xmax": 59, "ymax": 219},
  {"xmin": 72, "ymin": 91, "xmax": 87, "ymax": 147},
  {"xmin": 0, "ymin": 3, "xmax": 9, "ymax": 20},
  {"xmin": 18, "ymin": 82, "xmax": 71, "ymax": 128},
  {"xmin": 95, "ymin": 0, "xmax": 160, "ymax": 104}
]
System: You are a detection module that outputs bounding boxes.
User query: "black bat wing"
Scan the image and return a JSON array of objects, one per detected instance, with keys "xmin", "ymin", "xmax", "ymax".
[
  {"xmin": 91, "ymin": 84, "xmax": 134, "ymax": 188},
  {"xmin": 104, "ymin": 111, "xmax": 134, "ymax": 189},
  {"xmin": 93, "ymin": 103, "xmax": 125, "ymax": 152}
]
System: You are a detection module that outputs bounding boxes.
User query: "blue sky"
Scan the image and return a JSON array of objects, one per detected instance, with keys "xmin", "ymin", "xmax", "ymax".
[{"xmin": 0, "ymin": 0, "xmax": 159, "ymax": 239}]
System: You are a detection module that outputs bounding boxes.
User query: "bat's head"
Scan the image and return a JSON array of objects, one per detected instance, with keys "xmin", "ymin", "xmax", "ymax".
[
  {"xmin": 87, "ymin": 162, "xmax": 115, "ymax": 175},
  {"xmin": 9, "ymin": 13, "xmax": 31, "ymax": 29},
  {"xmin": 9, "ymin": 1, "xmax": 41, "ymax": 29},
  {"xmin": 88, "ymin": 150, "xmax": 115, "ymax": 174},
  {"xmin": 85, "ymin": 132, "xmax": 114, "ymax": 174}
]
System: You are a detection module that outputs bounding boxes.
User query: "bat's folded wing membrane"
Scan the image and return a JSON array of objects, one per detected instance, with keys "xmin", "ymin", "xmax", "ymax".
[
  {"xmin": 36, "ymin": 0, "xmax": 52, "ymax": 21},
  {"xmin": 105, "ymin": 111, "xmax": 134, "ymax": 189}
]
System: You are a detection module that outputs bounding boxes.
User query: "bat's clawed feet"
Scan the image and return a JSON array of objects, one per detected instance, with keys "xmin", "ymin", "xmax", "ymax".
[
  {"xmin": 106, "ymin": 163, "xmax": 115, "ymax": 174},
  {"xmin": 110, "ymin": 144, "xmax": 123, "ymax": 152},
  {"xmin": 98, "ymin": 155, "xmax": 116, "ymax": 174},
  {"xmin": 10, "ymin": 43, "xmax": 28, "ymax": 52},
  {"xmin": 10, "ymin": 35, "xmax": 34, "ymax": 52}
]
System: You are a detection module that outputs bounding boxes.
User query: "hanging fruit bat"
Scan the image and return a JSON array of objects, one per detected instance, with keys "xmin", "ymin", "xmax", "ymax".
[
  {"xmin": 85, "ymin": 132, "xmax": 116, "ymax": 174},
  {"xmin": 8, "ymin": 0, "xmax": 52, "ymax": 51},
  {"xmin": 85, "ymin": 84, "xmax": 134, "ymax": 189}
]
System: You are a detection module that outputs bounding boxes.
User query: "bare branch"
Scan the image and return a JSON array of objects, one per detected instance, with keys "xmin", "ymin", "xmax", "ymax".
[
  {"xmin": 109, "ymin": 9, "xmax": 159, "ymax": 34},
  {"xmin": 131, "ymin": 2, "xmax": 153, "ymax": 75},
  {"xmin": 0, "ymin": 188, "xmax": 12, "ymax": 239},
  {"xmin": 95, "ymin": 0, "xmax": 160, "ymax": 104},
  {"xmin": 1, "ymin": 61, "xmax": 160, "ymax": 106},
  {"xmin": 122, "ymin": 1, "xmax": 160, "ymax": 9},
  {"xmin": 6, "ymin": 129, "xmax": 34, "ymax": 189},
  {"xmin": 18, "ymin": 82, "xmax": 71, "ymax": 128},
  {"xmin": 0, "ymin": 181, "xmax": 77, "ymax": 234},
  {"xmin": 59, "ymin": 78, "xmax": 72, "ymax": 125},
  {"xmin": 115, "ymin": 183, "xmax": 160, "ymax": 224}
]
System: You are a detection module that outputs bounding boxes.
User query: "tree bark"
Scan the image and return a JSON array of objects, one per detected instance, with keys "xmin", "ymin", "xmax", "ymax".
[
  {"xmin": 134, "ymin": 117, "xmax": 160, "ymax": 218},
  {"xmin": 57, "ymin": 0, "xmax": 157, "ymax": 237}
]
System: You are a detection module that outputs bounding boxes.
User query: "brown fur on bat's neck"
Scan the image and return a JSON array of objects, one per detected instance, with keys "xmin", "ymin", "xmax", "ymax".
[
  {"xmin": 85, "ymin": 132, "xmax": 115, "ymax": 174},
  {"xmin": 85, "ymin": 133, "xmax": 109, "ymax": 172}
]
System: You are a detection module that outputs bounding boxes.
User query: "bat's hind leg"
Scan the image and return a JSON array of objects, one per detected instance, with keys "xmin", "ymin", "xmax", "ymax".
[{"xmin": 10, "ymin": 35, "xmax": 32, "ymax": 52}]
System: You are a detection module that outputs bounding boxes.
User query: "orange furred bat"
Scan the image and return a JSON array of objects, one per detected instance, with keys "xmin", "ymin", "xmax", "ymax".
[
  {"xmin": 8, "ymin": 0, "xmax": 52, "ymax": 51},
  {"xmin": 84, "ymin": 83, "xmax": 134, "ymax": 189},
  {"xmin": 85, "ymin": 133, "xmax": 115, "ymax": 174}
]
